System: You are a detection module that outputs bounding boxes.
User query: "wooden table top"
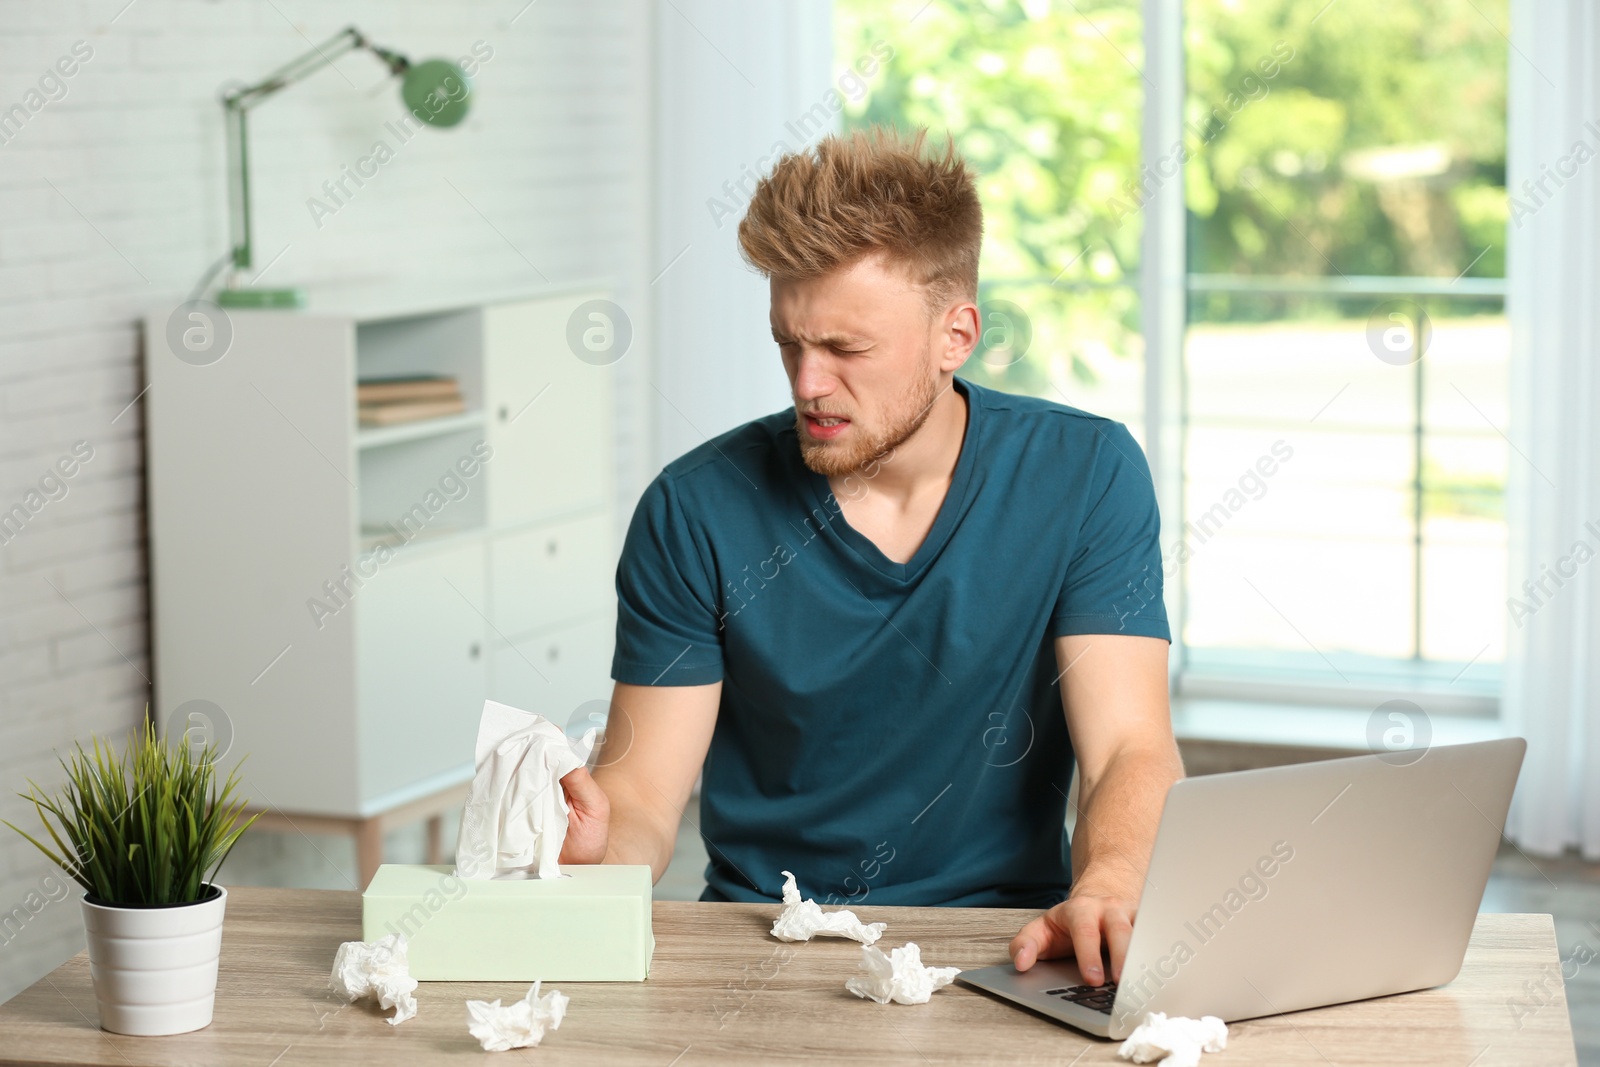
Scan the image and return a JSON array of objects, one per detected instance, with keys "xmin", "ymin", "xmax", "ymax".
[{"xmin": 0, "ymin": 887, "xmax": 1578, "ymax": 1065}]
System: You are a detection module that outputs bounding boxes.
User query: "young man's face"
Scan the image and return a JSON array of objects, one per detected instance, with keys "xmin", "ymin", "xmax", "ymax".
[{"xmin": 770, "ymin": 253, "xmax": 972, "ymax": 477}]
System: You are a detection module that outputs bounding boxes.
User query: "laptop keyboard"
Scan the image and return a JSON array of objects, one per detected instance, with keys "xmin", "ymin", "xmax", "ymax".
[{"xmin": 1042, "ymin": 983, "xmax": 1118, "ymax": 1014}]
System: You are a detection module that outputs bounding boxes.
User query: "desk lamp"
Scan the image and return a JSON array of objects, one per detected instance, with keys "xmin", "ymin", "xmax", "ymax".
[{"xmin": 208, "ymin": 25, "xmax": 472, "ymax": 308}]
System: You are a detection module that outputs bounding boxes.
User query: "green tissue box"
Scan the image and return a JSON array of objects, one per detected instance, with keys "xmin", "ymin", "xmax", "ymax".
[{"xmin": 362, "ymin": 864, "xmax": 654, "ymax": 981}]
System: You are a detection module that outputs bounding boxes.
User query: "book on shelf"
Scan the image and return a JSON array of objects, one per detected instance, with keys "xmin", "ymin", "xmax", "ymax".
[
  {"xmin": 357, "ymin": 375, "xmax": 461, "ymax": 404},
  {"xmin": 357, "ymin": 396, "xmax": 467, "ymax": 426}
]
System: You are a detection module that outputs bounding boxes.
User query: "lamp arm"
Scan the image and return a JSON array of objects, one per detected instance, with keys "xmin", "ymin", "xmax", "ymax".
[
  {"xmin": 223, "ymin": 26, "xmax": 376, "ymax": 112},
  {"xmin": 220, "ymin": 24, "xmax": 409, "ymax": 273}
]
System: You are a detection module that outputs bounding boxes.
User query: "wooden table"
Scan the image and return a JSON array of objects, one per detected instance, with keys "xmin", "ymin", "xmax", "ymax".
[{"xmin": 0, "ymin": 888, "xmax": 1578, "ymax": 1065}]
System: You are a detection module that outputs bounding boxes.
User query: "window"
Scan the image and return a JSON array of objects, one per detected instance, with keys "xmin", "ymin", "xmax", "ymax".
[
  {"xmin": 838, "ymin": 0, "xmax": 1509, "ymax": 707},
  {"xmin": 1180, "ymin": 0, "xmax": 1507, "ymax": 698}
]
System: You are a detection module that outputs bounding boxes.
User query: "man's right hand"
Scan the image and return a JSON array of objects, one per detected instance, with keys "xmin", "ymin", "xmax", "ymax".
[
  {"xmin": 555, "ymin": 681, "xmax": 722, "ymax": 879},
  {"xmin": 558, "ymin": 765, "xmax": 611, "ymax": 865}
]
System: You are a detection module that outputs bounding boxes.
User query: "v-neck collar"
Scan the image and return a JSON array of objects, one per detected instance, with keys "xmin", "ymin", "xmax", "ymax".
[{"xmin": 797, "ymin": 376, "xmax": 981, "ymax": 584}]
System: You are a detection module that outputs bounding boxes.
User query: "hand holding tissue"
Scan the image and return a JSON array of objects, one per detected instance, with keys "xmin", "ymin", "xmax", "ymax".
[
  {"xmin": 454, "ymin": 699, "xmax": 597, "ymax": 880},
  {"xmin": 361, "ymin": 700, "xmax": 654, "ymax": 982}
]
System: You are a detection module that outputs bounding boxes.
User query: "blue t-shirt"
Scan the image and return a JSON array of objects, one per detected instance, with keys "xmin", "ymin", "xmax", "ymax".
[{"xmin": 611, "ymin": 376, "xmax": 1169, "ymax": 908}]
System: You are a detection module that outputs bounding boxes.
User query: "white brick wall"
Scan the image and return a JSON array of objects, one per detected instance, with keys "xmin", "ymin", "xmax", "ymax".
[{"xmin": 0, "ymin": 0, "xmax": 654, "ymax": 1002}]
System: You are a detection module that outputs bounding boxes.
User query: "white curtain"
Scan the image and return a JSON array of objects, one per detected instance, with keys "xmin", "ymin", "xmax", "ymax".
[{"xmin": 1502, "ymin": 0, "xmax": 1600, "ymax": 859}]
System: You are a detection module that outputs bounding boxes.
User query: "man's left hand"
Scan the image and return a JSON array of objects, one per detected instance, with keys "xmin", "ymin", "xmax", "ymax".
[{"xmin": 1008, "ymin": 882, "xmax": 1136, "ymax": 986}]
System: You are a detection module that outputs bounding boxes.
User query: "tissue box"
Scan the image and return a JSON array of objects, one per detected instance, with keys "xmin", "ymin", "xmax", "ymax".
[{"xmin": 362, "ymin": 864, "xmax": 654, "ymax": 981}]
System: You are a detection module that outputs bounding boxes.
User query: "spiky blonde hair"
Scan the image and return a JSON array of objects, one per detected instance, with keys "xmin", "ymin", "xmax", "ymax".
[{"xmin": 737, "ymin": 126, "xmax": 983, "ymax": 313}]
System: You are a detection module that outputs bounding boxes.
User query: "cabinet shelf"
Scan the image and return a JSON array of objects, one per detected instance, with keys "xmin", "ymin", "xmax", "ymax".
[{"xmin": 356, "ymin": 411, "xmax": 486, "ymax": 450}]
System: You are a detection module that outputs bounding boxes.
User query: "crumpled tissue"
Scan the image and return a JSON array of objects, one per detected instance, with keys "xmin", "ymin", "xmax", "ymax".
[
  {"xmin": 844, "ymin": 941, "xmax": 961, "ymax": 1005},
  {"xmin": 1117, "ymin": 1012, "xmax": 1229, "ymax": 1067},
  {"xmin": 465, "ymin": 980, "xmax": 569, "ymax": 1052},
  {"xmin": 770, "ymin": 870, "xmax": 886, "ymax": 945},
  {"xmin": 329, "ymin": 933, "xmax": 419, "ymax": 1025},
  {"xmin": 454, "ymin": 700, "xmax": 598, "ymax": 880}
]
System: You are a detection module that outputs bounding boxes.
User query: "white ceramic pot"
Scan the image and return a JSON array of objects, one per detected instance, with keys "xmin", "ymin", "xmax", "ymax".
[{"xmin": 79, "ymin": 884, "xmax": 227, "ymax": 1036}]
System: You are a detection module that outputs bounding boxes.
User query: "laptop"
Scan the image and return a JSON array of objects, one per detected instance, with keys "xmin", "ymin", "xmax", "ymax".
[{"xmin": 955, "ymin": 737, "xmax": 1526, "ymax": 1040}]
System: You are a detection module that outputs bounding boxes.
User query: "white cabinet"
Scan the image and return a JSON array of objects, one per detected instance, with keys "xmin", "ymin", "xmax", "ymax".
[
  {"xmin": 483, "ymin": 299, "xmax": 611, "ymax": 528},
  {"xmin": 146, "ymin": 287, "xmax": 618, "ymax": 819},
  {"xmin": 485, "ymin": 510, "xmax": 616, "ymax": 737},
  {"xmin": 356, "ymin": 540, "xmax": 487, "ymax": 801},
  {"xmin": 488, "ymin": 614, "xmax": 617, "ymax": 733},
  {"xmin": 489, "ymin": 513, "xmax": 613, "ymax": 638}
]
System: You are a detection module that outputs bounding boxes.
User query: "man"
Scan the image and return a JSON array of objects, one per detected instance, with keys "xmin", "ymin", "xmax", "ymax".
[{"xmin": 559, "ymin": 126, "xmax": 1183, "ymax": 988}]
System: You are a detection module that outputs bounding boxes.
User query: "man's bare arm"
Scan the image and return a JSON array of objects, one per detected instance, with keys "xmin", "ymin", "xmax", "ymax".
[
  {"xmin": 1008, "ymin": 633, "xmax": 1184, "ymax": 982},
  {"xmin": 558, "ymin": 680, "xmax": 721, "ymax": 882}
]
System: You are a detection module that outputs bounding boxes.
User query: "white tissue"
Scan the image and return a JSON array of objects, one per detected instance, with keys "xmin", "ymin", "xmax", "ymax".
[
  {"xmin": 465, "ymin": 981, "xmax": 569, "ymax": 1052},
  {"xmin": 1117, "ymin": 1012, "xmax": 1229, "ymax": 1067},
  {"xmin": 329, "ymin": 933, "xmax": 419, "ymax": 1025},
  {"xmin": 844, "ymin": 941, "xmax": 961, "ymax": 1005},
  {"xmin": 770, "ymin": 870, "xmax": 887, "ymax": 945},
  {"xmin": 454, "ymin": 700, "xmax": 598, "ymax": 880}
]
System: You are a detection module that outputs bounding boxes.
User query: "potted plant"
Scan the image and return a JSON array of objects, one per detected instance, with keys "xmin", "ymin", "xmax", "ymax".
[{"xmin": 4, "ymin": 718, "xmax": 258, "ymax": 1036}]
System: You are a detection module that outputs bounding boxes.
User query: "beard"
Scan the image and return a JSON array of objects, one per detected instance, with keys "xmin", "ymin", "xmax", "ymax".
[{"xmin": 796, "ymin": 367, "xmax": 941, "ymax": 478}]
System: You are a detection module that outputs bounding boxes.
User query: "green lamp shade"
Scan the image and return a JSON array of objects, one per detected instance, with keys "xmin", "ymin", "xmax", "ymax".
[{"xmin": 402, "ymin": 59, "xmax": 472, "ymax": 128}]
